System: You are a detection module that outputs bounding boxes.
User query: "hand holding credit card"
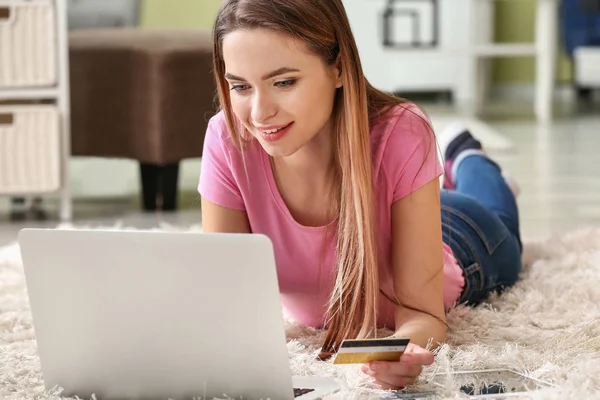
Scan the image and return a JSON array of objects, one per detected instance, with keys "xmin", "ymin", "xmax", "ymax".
[{"xmin": 332, "ymin": 337, "xmax": 410, "ymax": 364}]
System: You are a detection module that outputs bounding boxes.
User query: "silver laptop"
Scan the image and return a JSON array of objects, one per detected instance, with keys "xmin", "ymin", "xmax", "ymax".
[{"xmin": 18, "ymin": 228, "xmax": 341, "ymax": 400}]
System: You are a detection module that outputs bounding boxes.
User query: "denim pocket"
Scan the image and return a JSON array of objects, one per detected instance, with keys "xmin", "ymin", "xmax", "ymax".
[
  {"xmin": 442, "ymin": 221, "xmax": 485, "ymax": 294},
  {"xmin": 441, "ymin": 203, "xmax": 509, "ymax": 255},
  {"xmin": 442, "ymin": 194, "xmax": 520, "ymax": 305}
]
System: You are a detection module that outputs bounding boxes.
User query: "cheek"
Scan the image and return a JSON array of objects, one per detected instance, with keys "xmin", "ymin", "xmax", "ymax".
[
  {"xmin": 297, "ymin": 85, "xmax": 337, "ymax": 127},
  {"xmin": 229, "ymin": 96, "xmax": 256, "ymax": 137},
  {"xmin": 291, "ymin": 84, "xmax": 336, "ymax": 119},
  {"xmin": 230, "ymin": 95, "xmax": 250, "ymax": 119}
]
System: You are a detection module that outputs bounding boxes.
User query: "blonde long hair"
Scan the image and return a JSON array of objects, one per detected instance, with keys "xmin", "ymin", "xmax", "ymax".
[{"xmin": 212, "ymin": 0, "xmax": 418, "ymax": 355}]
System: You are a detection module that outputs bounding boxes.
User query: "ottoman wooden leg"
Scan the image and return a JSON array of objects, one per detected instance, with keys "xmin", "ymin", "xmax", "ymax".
[
  {"xmin": 140, "ymin": 164, "xmax": 159, "ymax": 211},
  {"xmin": 160, "ymin": 163, "xmax": 179, "ymax": 211},
  {"xmin": 139, "ymin": 162, "xmax": 180, "ymax": 212}
]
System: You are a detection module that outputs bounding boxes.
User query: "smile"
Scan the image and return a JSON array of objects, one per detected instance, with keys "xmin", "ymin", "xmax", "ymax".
[
  {"xmin": 257, "ymin": 123, "xmax": 292, "ymax": 135},
  {"xmin": 255, "ymin": 122, "xmax": 294, "ymax": 142}
]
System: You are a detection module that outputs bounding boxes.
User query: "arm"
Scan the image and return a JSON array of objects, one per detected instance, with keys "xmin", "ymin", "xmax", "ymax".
[
  {"xmin": 362, "ymin": 177, "xmax": 444, "ymax": 389},
  {"xmin": 390, "ymin": 177, "xmax": 447, "ymax": 350},
  {"xmin": 361, "ymin": 108, "xmax": 445, "ymax": 389},
  {"xmin": 201, "ymin": 197, "xmax": 251, "ymax": 233}
]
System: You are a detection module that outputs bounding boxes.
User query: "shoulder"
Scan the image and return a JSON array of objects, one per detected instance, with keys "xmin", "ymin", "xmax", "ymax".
[
  {"xmin": 205, "ymin": 110, "xmax": 236, "ymax": 149},
  {"xmin": 199, "ymin": 111, "xmax": 249, "ymax": 209},
  {"xmin": 370, "ymin": 103, "xmax": 436, "ymax": 166},
  {"xmin": 203, "ymin": 110, "xmax": 257, "ymax": 160},
  {"xmin": 201, "ymin": 110, "xmax": 250, "ymax": 176},
  {"xmin": 370, "ymin": 103, "xmax": 441, "ymax": 201},
  {"xmin": 371, "ymin": 103, "xmax": 433, "ymax": 149}
]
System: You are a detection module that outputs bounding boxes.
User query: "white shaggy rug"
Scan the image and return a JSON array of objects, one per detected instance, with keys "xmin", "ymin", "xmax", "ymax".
[{"xmin": 1, "ymin": 225, "xmax": 600, "ymax": 399}]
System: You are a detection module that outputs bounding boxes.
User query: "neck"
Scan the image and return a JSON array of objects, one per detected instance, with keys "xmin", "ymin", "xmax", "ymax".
[
  {"xmin": 273, "ymin": 119, "xmax": 335, "ymax": 180},
  {"xmin": 269, "ymin": 119, "xmax": 338, "ymax": 227}
]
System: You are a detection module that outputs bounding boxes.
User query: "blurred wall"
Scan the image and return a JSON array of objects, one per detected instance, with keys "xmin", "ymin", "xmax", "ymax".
[
  {"xmin": 34, "ymin": 0, "xmax": 571, "ymax": 202},
  {"xmin": 493, "ymin": 0, "xmax": 572, "ymax": 84},
  {"xmin": 140, "ymin": 0, "xmax": 221, "ymax": 30},
  {"xmin": 140, "ymin": 0, "xmax": 573, "ymax": 85}
]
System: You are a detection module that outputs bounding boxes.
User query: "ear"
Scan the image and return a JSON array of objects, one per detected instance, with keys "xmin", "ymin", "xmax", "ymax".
[{"xmin": 333, "ymin": 55, "xmax": 343, "ymax": 88}]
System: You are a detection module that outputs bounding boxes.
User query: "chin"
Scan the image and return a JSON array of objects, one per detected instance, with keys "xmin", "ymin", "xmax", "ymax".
[
  {"xmin": 251, "ymin": 131, "xmax": 303, "ymax": 158},
  {"xmin": 259, "ymin": 141, "xmax": 303, "ymax": 159}
]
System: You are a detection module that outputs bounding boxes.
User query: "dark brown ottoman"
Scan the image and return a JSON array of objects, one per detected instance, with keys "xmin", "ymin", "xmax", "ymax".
[{"xmin": 69, "ymin": 28, "xmax": 218, "ymax": 211}]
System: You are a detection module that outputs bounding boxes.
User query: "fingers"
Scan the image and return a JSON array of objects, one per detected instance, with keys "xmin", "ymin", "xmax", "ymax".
[
  {"xmin": 359, "ymin": 344, "xmax": 435, "ymax": 390},
  {"xmin": 361, "ymin": 360, "xmax": 423, "ymax": 389},
  {"xmin": 374, "ymin": 376, "xmax": 416, "ymax": 390},
  {"xmin": 364, "ymin": 369, "xmax": 418, "ymax": 389},
  {"xmin": 401, "ymin": 349, "xmax": 435, "ymax": 366},
  {"xmin": 373, "ymin": 360, "xmax": 423, "ymax": 378}
]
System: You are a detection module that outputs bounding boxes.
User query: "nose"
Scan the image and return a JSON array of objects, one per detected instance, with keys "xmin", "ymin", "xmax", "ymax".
[{"xmin": 250, "ymin": 91, "xmax": 277, "ymax": 124}]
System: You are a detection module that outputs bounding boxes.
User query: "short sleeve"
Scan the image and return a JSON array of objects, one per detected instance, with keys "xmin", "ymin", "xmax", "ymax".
[
  {"xmin": 198, "ymin": 115, "xmax": 246, "ymax": 210},
  {"xmin": 383, "ymin": 107, "xmax": 443, "ymax": 203}
]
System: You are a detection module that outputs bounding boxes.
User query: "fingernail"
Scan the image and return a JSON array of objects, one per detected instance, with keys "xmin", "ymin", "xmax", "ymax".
[
  {"xmin": 370, "ymin": 362, "xmax": 379, "ymax": 371},
  {"xmin": 402, "ymin": 354, "xmax": 412, "ymax": 362}
]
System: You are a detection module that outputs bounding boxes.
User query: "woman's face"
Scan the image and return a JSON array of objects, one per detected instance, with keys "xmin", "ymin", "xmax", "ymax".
[{"xmin": 222, "ymin": 28, "xmax": 342, "ymax": 158}]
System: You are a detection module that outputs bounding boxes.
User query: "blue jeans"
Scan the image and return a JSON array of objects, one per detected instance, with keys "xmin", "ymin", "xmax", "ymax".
[{"xmin": 441, "ymin": 154, "xmax": 522, "ymax": 305}]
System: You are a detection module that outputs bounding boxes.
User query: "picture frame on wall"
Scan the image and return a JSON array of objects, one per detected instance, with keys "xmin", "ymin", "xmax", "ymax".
[{"xmin": 381, "ymin": 0, "xmax": 440, "ymax": 49}]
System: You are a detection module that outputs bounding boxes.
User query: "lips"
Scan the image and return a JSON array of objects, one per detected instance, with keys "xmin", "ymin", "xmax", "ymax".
[
  {"xmin": 255, "ymin": 122, "xmax": 294, "ymax": 142},
  {"xmin": 256, "ymin": 123, "xmax": 292, "ymax": 134}
]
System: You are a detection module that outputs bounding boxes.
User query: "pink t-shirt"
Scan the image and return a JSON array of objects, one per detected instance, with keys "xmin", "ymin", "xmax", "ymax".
[{"xmin": 198, "ymin": 104, "xmax": 464, "ymax": 329}]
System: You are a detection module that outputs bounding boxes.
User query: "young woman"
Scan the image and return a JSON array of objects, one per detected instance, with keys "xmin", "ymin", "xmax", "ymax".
[{"xmin": 199, "ymin": 0, "xmax": 523, "ymax": 390}]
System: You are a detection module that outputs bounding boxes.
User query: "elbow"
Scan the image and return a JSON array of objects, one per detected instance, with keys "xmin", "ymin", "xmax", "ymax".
[{"xmin": 434, "ymin": 322, "xmax": 447, "ymax": 349}]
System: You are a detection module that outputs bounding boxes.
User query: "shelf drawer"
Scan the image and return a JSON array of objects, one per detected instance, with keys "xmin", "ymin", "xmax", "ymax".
[
  {"xmin": 0, "ymin": 0, "xmax": 57, "ymax": 87},
  {"xmin": 0, "ymin": 105, "xmax": 61, "ymax": 194}
]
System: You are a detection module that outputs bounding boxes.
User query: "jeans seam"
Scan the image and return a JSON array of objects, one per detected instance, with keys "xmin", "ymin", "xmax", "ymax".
[{"xmin": 441, "ymin": 204, "xmax": 507, "ymax": 254}]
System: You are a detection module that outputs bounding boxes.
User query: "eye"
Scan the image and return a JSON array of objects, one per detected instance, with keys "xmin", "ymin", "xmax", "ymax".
[
  {"xmin": 230, "ymin": 84, "xmax": 251, "ymax": 93},
  {"xmin": 275, "ymin": 79, "xmax": 297, "ymax": 88}
]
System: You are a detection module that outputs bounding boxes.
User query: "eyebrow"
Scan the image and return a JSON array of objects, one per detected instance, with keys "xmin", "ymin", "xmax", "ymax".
[{"xmin": 224, "ymin": 67, "xmax": 300, "ymax": 81}]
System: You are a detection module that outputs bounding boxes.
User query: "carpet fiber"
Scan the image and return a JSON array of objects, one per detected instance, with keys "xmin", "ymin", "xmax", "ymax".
[{"xmin": 1, "ymin": 226, "xmax": 599, "ymax": 399}]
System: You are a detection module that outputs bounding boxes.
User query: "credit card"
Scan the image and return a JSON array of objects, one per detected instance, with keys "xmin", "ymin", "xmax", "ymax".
[{"xmin": 332, "ymin": 337, "xmax": 410, "ymax": 364}]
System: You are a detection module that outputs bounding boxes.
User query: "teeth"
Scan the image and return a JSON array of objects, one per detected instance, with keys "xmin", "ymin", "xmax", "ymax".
[
  {"xmin": 257, "ymin": 124, "xmax": 288, "ymax": 135},
  {"xmin": 262, "ymin": 127, "xmax": 283, "ymax": 134}
]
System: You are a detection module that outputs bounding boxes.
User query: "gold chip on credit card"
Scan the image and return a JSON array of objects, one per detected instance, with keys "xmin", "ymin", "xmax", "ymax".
[{"xmin": 332, "ymin": 337, "xmax": 410, "ymax": 364}]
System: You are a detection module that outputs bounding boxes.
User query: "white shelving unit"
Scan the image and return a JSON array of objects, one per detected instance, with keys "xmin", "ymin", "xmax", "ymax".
[
  {"xmin": 342, "ymin": 0, "xmax": 491, "ymax": 110},
  {"xmin": 469, "ymin": 0, "xmax": 558, "ymax": 123},
  {"xmin": 0, "ymin": 0, "xmax": 72, "ymax": 221},
  {"xmin": 343, "ymin": 0, "xmax": 558, "ymax": 123}
]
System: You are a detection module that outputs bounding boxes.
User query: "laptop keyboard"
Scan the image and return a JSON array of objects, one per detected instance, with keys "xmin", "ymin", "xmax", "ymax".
[{"xmin": 294, "ymin": 388, "xmax": 315, "ymax": 397}]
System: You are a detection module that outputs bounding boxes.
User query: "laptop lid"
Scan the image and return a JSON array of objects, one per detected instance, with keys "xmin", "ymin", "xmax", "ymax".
[{"xmin": 19, "ymin": 228, "xmax": 296, "ymax": 400}]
